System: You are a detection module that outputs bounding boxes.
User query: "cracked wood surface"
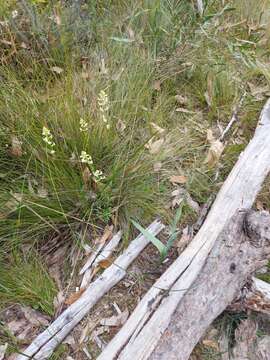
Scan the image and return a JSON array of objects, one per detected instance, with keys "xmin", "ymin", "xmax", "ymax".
[
  {"xmin": 16, "ymin": 220, "xmax": 165, "ymax": 360},
  {"xmin": 98, "ymin": 99, "xmax": 270, "ymax": 360},
  {"xmin": 150, "ymin": 210, "xmax": 270, "ymax": 360}
]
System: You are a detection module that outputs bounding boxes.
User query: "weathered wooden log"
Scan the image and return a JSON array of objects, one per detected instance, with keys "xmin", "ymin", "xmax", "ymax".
[
  {"xmin": 98, "ymin": 99, "xmax": 270, "ymax": 360},
  {"xmin": 149, "ymin": 210, "xmax": 270, "ymax": 360},
  {"xmin": 16, "ymin": 220, "xmax": 165, "ymax": 360}
]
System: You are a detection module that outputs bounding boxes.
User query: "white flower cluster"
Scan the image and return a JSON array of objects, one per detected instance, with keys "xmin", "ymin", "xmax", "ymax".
[
  {"xmin": 98, "ymin": 90, "xmax": 110, "ymax": 129},
  {"xmin": 80, "ymin": 151, "xmax": 93, "ymax": 165},
  {"xmin": 80, "ymin": 151, "xmax": 105, "ymax": 182},
  {"xmin": 93, "ymin": 169, "xmax": 105, "ymax": 182},
  {"xmin": 12, "ymin": 10, "xmax": 18, "ymax": 19},
  {"xmin": 79, "ymin": 118, "xmax": 88, "ymax": 132},
  {"xmin": 42, "ymin": 126, "xmax": 55, "ymax": 154}
]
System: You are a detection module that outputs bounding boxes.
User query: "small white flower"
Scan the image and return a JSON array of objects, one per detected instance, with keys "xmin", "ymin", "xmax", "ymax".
[
  {"xmin": 80, "ymin": 151, "xmax": 93, "ymax": 165},
  {"xmin": 79, "ymin": 118, "xmax": 88, "ymax": 132},
  {"xmin": 98, "ymin": 90, "xmax": 110, "ymax": 129},
  {"xmin": 98, "ymin": 90, "xmax": 109, "ymax": 113},
  {"xmin": 42, "ymin": 126, "xmax": 55, "ymax": 154},
  {"xmin": 93, "ymin": 169, "xmax": 105, "ymax": 182},
  {"xmin": 12, "ymin": 10, "xmax": 18, "ymax": 19}
]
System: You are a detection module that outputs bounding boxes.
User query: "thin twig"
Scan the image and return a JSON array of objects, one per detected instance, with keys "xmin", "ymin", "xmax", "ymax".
[{"xmin": 220, "ymin": 92, "xmax": 247, "ymax": 141}]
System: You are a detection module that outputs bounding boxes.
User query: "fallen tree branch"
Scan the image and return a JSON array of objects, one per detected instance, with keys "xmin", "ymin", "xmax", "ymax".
[
  {"xmin": 98, "ymin": 99, "xmax": 270, "ymax": 360},
  {"xmin": 149, "ymin": 210, "xmax": 270, "ymax": 360},
  {"xmin": 16, "ymin": 220, "xmax": 165, "ymax": 360}
]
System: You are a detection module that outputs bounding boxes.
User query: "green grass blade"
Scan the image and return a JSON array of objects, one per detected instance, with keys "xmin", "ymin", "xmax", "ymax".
[{"xmin": 131, "ymin": 219, "xmax": 167, "ymax": 258}]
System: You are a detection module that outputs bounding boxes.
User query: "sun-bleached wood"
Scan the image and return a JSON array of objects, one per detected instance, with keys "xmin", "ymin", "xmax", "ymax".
[
  {"xmin": 98, "ymin": 99, "xmax": 270, "ymax": 360},
  {"xmin": 16, "ymin": 220, "xmax": 165, "ymax": 360},
  {"xmin": 149, "ymin": 210, "xmax": 270, "ymax": 360},
  {"xmin": 80, "ymin": 231, "xmax": 122, "ymax": 288}
]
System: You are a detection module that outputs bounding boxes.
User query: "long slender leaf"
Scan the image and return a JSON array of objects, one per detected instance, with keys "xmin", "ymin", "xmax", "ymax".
[{"xmin": 131, "ymin": 219, "xmax": 167, "ymax": 258}]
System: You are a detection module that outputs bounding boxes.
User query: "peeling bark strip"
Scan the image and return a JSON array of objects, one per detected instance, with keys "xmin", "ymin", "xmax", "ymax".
[
  {"xmin": 98, "ymin": 99, "xmax": 270, "ymax": 360},
  {"xmin": 242, "ymin": 277, "xmax": 270, "ymax": 314},
  {"xmin": 150, "ymin": 210, "xmax": 270, "ymax": 360},
  {"xmin": 16, "ymin": 220, "xmax": 165, "ymax": 360}
]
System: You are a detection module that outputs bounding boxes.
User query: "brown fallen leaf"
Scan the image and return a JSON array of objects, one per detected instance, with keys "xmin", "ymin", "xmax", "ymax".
[
  {"xmin": 50, "ymin": 66, "xmax": 63, "ymax": 74},
  {"xmin": 171, "ymin": 187, "xmax": 200, "ymax": 213},
  {"xmin": 205, "ymin": 129, "xmax": 224, "ymax": 167},
  {"xmin": 10, "ymin": 136, "xmax": 23, "ymax": 157},
  {"xmin": 150, "ymin": 122, "xmax": 165, "ymax": 135},
  {"xmin": 153, "ymin": 80, "xmax": 161, "ymax": 91},
  {"xmin": 100, "ymin": 308, "xmax": 129, "ymax": 327},
  {"xmin": 98, "ymin": 258, "xmax": 113, "ymax": 269},
  {"xmin": 145, "ymin": 138, "xmax": 164, "ymax": 154},
  {"xmin": 98, "ymin": 225, "xmax": 113, "ymax": 244},
  {"xmin": 169, "ymin": 175, "xmax": 187, "ymax": 185},
  {"xmin": 202, "ymin": 339, "xmax": 219, "ymax": 351},
  {"xmin": 65, "ymin": 288, "xmax": 85, "ymax": 305},
  {"xmin": 256, "ymin": 200, "xmax": 264, "ymax": 211},
  {"xmin": 82, "ymin": 166, "xmax": 91, "ymax": 187}
]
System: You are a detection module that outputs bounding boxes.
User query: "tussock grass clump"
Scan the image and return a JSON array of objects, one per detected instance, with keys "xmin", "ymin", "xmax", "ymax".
[
  {"xmin": 0, "ymin": 253, "xmax": 56, "ymax": 315},
  {"xmin": 0, "ymin": 0, "xmax": 270, "ymax": 316}
]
